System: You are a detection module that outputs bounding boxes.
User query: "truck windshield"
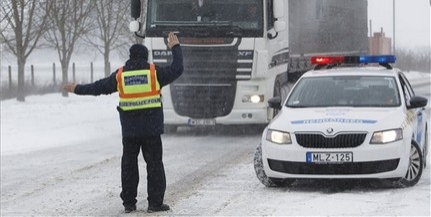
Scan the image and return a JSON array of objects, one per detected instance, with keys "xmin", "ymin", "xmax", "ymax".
[{"xmin": 146, "ymin": 0, "xmax": 263, "ymax": 37}]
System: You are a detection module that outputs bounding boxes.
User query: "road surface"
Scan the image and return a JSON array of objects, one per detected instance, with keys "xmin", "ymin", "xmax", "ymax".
[{"xmin": 1, "ymin": 73, "xmax": 430, "ymax": 216}]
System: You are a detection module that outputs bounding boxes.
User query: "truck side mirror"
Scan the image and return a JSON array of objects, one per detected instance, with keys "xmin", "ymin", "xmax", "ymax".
[
  {"xmin": 268, "ymin": 97, "xmax": 282, "ymax": 110},
  {"xmin": 129, "ymin": 20, "xmax": 141, "ymax": 32},
  {"xmin": 273, "ymin": 0, "xmax": 286, "ymax": 33},
  {"xmin": 273, "ymin": 0, "xmax": 284, "ymax": 19},
  {"xmin": 274, "ymin": 20, "xmax": 286, "ymax": 32},
  {"xmin": 131, "ymin": 0, "xmax": 141, "ymax": 19}
]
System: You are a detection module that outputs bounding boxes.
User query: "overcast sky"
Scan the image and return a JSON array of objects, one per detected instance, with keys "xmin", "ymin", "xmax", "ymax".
[{"xmin": 368, "ymin": 0, "xmax": 431, "ymax": 49}]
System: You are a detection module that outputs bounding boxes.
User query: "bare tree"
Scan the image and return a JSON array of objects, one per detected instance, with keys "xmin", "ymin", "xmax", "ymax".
[
  {"xmin": 85, "ymin": 0, "xmax": 131, "ymax": 77},
  {"xmin": 45, "ymin": 0, "xmax": 93, "ymax": 97},
  {"xmin": 1, "ymin": 0, "xmax": 51, "ymax": 102}
]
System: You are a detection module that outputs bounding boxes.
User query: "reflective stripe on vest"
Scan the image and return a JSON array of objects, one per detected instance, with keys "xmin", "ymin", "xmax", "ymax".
[{"xmin": 116, "ymin": 64, "xmax": 161, "ymax": 111}]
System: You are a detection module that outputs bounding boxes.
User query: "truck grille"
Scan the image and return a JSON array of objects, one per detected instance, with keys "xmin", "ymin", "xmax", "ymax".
[
  {"xmin": 153, "ymin": 44, "xmax": 253, "ymax": 119},
  {"xmin": 172, "ymin": 46, "xmax": 237, "ymax": 118},
  {"xmin": 171, "ymin": 82, "xmax": 236, "ymax": 118},
  {"xmin": 295, "ymin": 133, "xmax": 367, "ymax": 148}
]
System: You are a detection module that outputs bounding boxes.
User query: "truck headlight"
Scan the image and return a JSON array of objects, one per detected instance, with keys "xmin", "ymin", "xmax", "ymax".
[
  {"xmin": 242, "ymin": 94, "xmax": 264, "ymax": 103},
  {"xmin": 370, "ymin": 129, "xmax": 403, "ymax": 144},
  {"xmin": 266, "ymin": 129, "xmax": 292, "ymax": 144}
]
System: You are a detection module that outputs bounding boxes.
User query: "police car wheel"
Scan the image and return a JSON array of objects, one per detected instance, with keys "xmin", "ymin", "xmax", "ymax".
[
  {"xmin": 396, "ymin": 142, "xmax": 424, "ymax": 188},
  {"xmin": 254, "ymin": 143, "xmax": 277, "ymax": 187},
  {"xmin": 253, "ymin": 143, "xmax": 295, "ymax": 187},
  {"xmin": 268, "ymin": 178, "xmax": 295, "ymax": 187}
]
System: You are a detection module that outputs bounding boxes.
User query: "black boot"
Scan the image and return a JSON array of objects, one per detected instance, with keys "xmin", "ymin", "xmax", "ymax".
[
  {"xmin": 124, "ymin": 204, "xmax": 137, "ymax": 213},
  {"xmin": 147, "ymin": 203, "xmax": 170, "ymax": 213}
]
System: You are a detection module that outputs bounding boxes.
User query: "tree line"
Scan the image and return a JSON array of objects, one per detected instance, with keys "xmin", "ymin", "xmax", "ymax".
[
  {"xmin": 395, "ymin": 49, "xmax": 430, "ymax": 73},
  {"xmin": 1, "ymin": 0, "xmax": 146, "ymax": 101}
]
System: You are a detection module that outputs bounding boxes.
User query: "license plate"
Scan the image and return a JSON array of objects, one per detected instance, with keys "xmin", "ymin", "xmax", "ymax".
[
  {"xmin": 306, "ymin": 152, "xmax": 353, "ymax": 163},
  {"xmin": 187, "ymin": 118, "xmax": 216, "ymax": 126}
]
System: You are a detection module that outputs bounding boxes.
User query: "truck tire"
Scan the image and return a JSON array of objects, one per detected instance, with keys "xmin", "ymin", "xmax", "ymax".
[
  {"xmin": 272, "ymin": 79, "xmax": 291, "ymax": 117},
  {"xmin": 424, "ymin": 126, "xmax": 428, "ymax": 168},
  {"xmin": 164, "ymin": 124, "xmax": 178, "ymax": 134}
]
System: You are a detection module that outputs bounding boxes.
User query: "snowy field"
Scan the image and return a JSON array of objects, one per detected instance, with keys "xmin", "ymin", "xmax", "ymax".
[
  {"xmin": 1, "ymin": 71, "xmax": 430, "ymax": 216},
  {"xmin": 1, "ymin": 62, "xmax": 123, "ymax": 86}
]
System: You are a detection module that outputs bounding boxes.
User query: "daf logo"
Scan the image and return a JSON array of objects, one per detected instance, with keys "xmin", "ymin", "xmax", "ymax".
[
  {"xmin": 238, "ymin": 51, "xmax": 253, "ymax": 57},
  {"xmin": 326, "ymin": 128, "xmax": 334, "ymax": 134},
  {"xmin": 153, "ymin": 51, "xmax": 172, "ymax": 56}
]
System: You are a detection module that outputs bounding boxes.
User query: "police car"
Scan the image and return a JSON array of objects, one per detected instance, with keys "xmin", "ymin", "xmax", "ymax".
[{"xmin": 254, "ymin": 55, "xmax": 429, "ymax": 188}]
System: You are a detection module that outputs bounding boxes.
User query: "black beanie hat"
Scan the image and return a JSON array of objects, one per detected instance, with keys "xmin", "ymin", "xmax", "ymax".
[{"xmin": 129, "ymin": 44, "xmax": 148, "ymax": 60}]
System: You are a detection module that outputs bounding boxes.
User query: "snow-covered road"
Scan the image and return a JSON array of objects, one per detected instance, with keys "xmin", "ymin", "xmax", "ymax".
[{"xmin": 1, "ymin": 72, "xmax": 430, "ymax": 216}]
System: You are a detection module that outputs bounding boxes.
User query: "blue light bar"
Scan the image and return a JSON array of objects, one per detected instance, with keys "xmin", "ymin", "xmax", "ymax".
[{"xmin": 359, "ymin": 55, "xmax": 396, "ymax": 64}]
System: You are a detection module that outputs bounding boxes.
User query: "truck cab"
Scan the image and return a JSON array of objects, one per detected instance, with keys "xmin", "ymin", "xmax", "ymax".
[{"xmin": 129, "ymin": 0, "xmax": 368, "ymax": 131}]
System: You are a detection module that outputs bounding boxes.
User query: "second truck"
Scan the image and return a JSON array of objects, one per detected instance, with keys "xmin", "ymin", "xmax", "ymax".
[{"xmin": 129, "ymin": 0, "xmax": 369, "ymax": 132}]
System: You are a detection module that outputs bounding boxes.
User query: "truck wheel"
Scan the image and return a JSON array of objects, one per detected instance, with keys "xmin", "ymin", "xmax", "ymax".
[
  {"xmin": 253, "ymin": 143, "xmax": 294, "ymax": 187},
  {"xmin": 272, "ymin": 80, "xmax": 290, "ymax": 117},
  {"xmin": 390, "ymin": 141, "xmax": 423, "ymax": 188},
  {"xmin": 423, "ymin": 126, "xmax": 428, "ymax": 168},
  {"xmin": 164, "ymin": 124, "xmax": 177, "ymax": 134},
  {"xmin": 272, "ymin": 80, "xmax": 282, "ymax": 117}
]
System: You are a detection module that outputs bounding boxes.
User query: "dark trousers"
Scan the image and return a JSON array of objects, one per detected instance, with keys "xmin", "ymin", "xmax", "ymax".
[{"xmin": 120, "ymin": 136, "xmax": 166, "ymax": 207}]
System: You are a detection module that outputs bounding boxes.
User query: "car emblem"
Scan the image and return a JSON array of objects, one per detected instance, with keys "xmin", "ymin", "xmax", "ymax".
[{"xmin": 326, "ymin": 128, "xmax": 334, "ymax": 134}]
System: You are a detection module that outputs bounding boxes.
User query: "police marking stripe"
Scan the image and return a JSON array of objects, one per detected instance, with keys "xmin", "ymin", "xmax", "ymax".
[{"xmin": 291, "ymin": 118, "xmax": 377, "ymax": 125}]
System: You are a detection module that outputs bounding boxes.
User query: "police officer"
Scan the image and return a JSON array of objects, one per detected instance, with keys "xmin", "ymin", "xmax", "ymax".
[{"xmin": 64, "ymin": 32, "xmax": 183, "ymax": 213}]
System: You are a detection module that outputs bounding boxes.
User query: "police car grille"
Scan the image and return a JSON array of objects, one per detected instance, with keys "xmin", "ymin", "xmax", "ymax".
[
  {"xmin": 170, "ymin": 46, "xmax": 240, "ymax": 118},
  {"xmin": 295, "ymin": 133, "xmax": 367, "ymax": 148},
  {"xmin": 268, "ymin": 159, "xmax": 400, "ymax": 175}
]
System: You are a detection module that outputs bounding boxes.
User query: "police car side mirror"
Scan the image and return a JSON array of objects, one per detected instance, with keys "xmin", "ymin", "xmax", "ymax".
[
  {"xmin": 268, "ymin": 97, "xmax": 282, "ymax": 110},
  {"xmin": 407, "ymin": 96, "xmax": 428, "ymax": 109}
]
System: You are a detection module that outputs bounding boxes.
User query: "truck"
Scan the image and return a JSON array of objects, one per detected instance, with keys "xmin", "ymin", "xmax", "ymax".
[{"xmin": 129, "ymin": 0, "xmax": 369, "ymax": 132}]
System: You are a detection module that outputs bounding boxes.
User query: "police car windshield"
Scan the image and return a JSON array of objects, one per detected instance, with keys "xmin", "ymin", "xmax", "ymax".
[{"xmin": 286, "ymin": 76, "xmax": 401, "ymax": 108}]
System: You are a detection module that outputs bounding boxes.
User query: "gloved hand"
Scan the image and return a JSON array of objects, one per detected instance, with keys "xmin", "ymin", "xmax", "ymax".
[
  {"xmin": 167, "ymin": 32, "xmax": 180, "ymax": 49},
  {"xmin": 63, "ymin": 83, "xmax": 77, "ymax": 93}
]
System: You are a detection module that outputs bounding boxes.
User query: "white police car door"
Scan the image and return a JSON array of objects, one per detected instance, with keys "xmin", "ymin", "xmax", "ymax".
[{"xmin": 399, "ymin": 72, "xmax": 426, "ymax": 147}]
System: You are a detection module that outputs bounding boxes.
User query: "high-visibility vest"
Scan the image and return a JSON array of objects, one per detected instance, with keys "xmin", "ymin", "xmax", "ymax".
[{"xmin": 116, "ymin": 64, "xmax": 161, "ymax": 111}]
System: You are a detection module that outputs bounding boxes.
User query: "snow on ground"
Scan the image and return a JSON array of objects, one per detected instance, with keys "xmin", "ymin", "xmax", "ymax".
[{"xmin": 0, "ymin": 71, "xmax": 430, "ymax": 216}]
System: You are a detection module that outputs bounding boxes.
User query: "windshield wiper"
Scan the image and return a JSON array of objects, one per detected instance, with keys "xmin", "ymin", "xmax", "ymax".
[{"xmin": 225, "ymin": 25, "xmax": 243, "ymax": 37}]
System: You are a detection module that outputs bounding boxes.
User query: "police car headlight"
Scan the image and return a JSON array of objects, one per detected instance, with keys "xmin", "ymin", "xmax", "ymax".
[
  {"xmin": 370, "ymin": 129, "xmax": 403, "ymax": 144},
  {"xmin": 266, "ymin": 129, "xmax": 292, "ymax": 144}
]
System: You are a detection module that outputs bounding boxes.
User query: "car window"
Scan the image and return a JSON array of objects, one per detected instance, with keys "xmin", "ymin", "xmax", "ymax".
[
  {"xmin": 398, "ymin": 72, "xmax": 415, "ymax": 107},
  {"xmin": 286, "ymin": 76, "xmax": 401, "ymax": 108}
]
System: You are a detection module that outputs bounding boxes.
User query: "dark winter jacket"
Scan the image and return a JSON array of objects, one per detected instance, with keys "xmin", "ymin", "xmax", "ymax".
[{"xmin": 74, "ymin": 45, "xmax": 183, "ymax": 137}]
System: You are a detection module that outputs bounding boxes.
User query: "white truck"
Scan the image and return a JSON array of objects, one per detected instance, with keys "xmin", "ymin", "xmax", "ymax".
[{"xmin": 129, "ymin": 0, "xmax": 369, "ymax": 132}]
